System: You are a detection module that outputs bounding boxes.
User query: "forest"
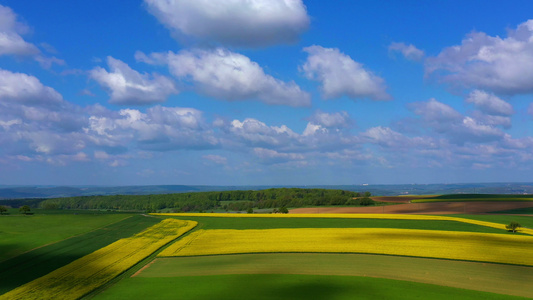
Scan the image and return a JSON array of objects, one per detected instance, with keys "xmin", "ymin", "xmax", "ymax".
[{"xmin": 36, "ymin": 188, "xmax": 372, "ymax": 212}]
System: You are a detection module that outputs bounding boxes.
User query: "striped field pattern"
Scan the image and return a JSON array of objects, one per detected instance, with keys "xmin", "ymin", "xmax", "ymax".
[{"xmin": 0, "ymin": 219, "xmax": 197, "ymax": 300}]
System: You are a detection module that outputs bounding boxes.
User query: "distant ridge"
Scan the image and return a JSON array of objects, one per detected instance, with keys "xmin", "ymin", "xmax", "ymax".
[{"xmin": 1, "ymin": 182, "xmax": 533, "ymax": 200}]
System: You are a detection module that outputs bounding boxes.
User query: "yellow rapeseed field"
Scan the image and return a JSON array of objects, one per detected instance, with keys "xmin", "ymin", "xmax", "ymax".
[
  {"xmin": 159, "ymin": 228, "xmax": 533, "ymax": 266},
  {"xmin": 1, "ymin": 219, "xmax": 197, "ymax": 300},
  {"xmin": 152, "ymin": 213, "xmax": 533, "ymax": 235}
]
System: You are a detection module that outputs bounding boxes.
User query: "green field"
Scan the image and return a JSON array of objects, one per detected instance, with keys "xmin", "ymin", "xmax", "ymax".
[
  {"xmin": 490, "ymin": 207, "xmax": 533, "ymax": 214},
  {"xmin": 0, "ymin": 214, "xmax": 161, "ymax": 295},
  {"xmin": 412, "ymin": 194, "xmax": 533, "ymax": 203},
  {"xmin": 94, "ymin": 274, "xmax": 526, "ymax": 300},
  {"xmin": 123, "ymin": 253, "xmax": 533, "ymax": 298},
  {"xmin": 160, "ymin": 215, "xmax": 522, "ymax": 235},
  {"xmin": 0, "ymin": 213, "xmax": 133, "ymax": 262}
]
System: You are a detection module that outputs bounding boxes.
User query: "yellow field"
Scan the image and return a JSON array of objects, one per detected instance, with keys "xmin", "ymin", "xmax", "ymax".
[
  {"xmin": 1, "ymin": 219, "xmax": 197, "ymax": 300},
  {"xmin": 152, "ymin": 212, "xmax": 533, "ymax": 235},
  {"xmin": 159, "ymin": 228, "xmax": 533, "ymax": 266}
]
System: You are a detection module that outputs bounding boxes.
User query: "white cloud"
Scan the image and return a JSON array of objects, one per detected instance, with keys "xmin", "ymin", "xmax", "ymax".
[
  {"xmin": 253, "ymin": 147, "xmax": 304, "ymax": 164},
  {"xmin": 0, "ymin": 69, "xmax": 63, "ymax": 106},
  {"xmin": 465, "ymin": 90, "xmax": 513, "ymax": 116},
  {"xmin": 203, "ymin": 154, "xmax": 227, "ymax": 165},
  {"xmin": 165, "ymin": 48, "xmax": 310, "ymax": 106},
  {"xmin": 225, "ymin": 118, "xmax": 298, "ymax": 147},
  {"xmin": 409, "ymin": 98, "xmax": 504, "ymax": 144},
  {"xmin": 85, "ymin": 106, "xmax": 218, "ymax": 151},
  {"xmin": 90, "ymin": 56, "xmax": 178, "ymax": 105},
  {"xmin": 0, "ymin": 5, "xmax": 39, "ymax": 56},
  {"xmin": 301, "ymin": 45, "xmax": 390, "ymax": 100},
  {"xmin": 307, "ymin": 110, "xmax": 351, "ymax": 128},
  {"xmin": 144, "ymin": 0, "xmax": 309, "ymax": 47},
  {"xmin": 426, "ymin": 20, "xmax": 533, "ymax": 94},
  {"xmin": 388, "ymin": 42, "xmax": 425, "ymax": 61}
]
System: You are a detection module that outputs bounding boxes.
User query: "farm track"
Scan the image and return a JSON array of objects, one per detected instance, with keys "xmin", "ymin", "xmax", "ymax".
[{"xmin": 290, "ymin": 201, "xmax": 533, "ymax": 214}]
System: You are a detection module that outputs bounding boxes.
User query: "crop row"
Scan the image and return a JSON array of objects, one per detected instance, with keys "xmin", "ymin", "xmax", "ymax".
[
  {"xmin": 153, "ymin": 213, "xmax": 533, "ymax": 235},
  {"xmin": 159, "ymin": 228, "xmax": 533, "ymax": 266},
  {"xmin": 1, "ymin": 219, "xmax": 197, "ymax": 300}
]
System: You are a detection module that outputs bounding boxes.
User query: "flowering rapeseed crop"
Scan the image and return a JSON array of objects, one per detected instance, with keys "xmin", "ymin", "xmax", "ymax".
[
  {"xmin": 159, "ymin": 228, "xmax": 533, "ymax": 266},
  {"xmin": 1, "ymin": 219, "xmax": 197, "ymax": 300}
]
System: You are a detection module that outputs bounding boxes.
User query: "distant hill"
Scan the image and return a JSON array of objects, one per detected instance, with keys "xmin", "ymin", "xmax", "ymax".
[{"xmin": 1, "ymin": 182, "xmax": 533, "ymax": 200}]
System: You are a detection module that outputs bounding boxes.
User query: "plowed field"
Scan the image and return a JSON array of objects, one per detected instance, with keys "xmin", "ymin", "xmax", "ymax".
[{"xmin": 290, "ymin": 201, "xmax": 533, "ymax": 214}]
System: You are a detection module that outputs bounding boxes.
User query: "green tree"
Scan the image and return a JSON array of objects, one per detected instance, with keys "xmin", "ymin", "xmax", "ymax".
[
  {"xmin": 279, "ymin": 207, "xmax": 289, "ymax": 214},
  {"xmin": 0, "ymin": 205, "xmax": 7, "ymax": 215},
  {"xmin": 19, "ymin": 205, "xmax": 31, "ymax": 215},
  {"xmin": 359, "ymin": 197, "xmax": 375, "ymax": 206},
  {"xmin": 506, "ymin": 221, "xmax": 522, "ymax": 233},
  {"xmin": 247, "ymin": 207, "xmax": 254, "ymax": 214}
]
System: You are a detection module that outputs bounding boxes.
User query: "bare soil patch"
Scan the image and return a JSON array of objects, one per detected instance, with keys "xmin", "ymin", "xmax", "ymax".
[
  {"xmin": 290, "ymin": 201, "xmax": 533, "ymax": 214},
  {"xmin": 371, "ymin": 195, "xmax": 437, "ymax": 203}
]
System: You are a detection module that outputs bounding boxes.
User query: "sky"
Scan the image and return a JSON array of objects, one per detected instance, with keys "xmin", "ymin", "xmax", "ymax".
[{"xmin": 2, "ymin": 0, "xmax": 533, "ymax": 186}]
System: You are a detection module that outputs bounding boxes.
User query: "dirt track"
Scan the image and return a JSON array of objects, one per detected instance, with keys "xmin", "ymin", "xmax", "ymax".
[{"xmin": 290, "ymin": 201, "xmax": 533, "ymax": 214}]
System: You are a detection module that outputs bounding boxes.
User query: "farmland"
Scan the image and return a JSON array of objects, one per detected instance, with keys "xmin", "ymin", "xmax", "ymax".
[
  {"xmin": 1, "ymin": 219, "xmax": 196, "ymax": 300},
  {"xmin": 0, "ymin": 193, "xmax": 532, "ymax": 299}
]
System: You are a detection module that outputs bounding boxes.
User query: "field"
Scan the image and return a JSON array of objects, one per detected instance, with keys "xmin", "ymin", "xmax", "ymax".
[
  {"xmin": 1, "ymin": 200, "xmax": 532, "ymax": 299},
  {"xmin": 1, "ymin": 219, "xmax": 196, "ymax": 300},
  {"xmin": 89, "ymin": 212, "xmax": 533, "ymax": 299},
  {"xmin": 0, "ymin": 214, "xmax": 162, "ymax": 295},
  {"xmin": 0, "ymin": 213, "xmax": 134, "ymax": 262}
]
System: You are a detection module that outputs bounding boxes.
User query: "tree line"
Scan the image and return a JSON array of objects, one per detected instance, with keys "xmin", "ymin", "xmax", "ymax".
[{"xmin": 36, "ymin": 188, "xmax": 373, "ymax": 212}]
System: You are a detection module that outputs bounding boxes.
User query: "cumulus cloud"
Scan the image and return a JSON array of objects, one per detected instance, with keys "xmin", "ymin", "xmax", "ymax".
[
  {"xmin": 144, "ymin": 0, "xmax": 309, "ymax": 47},
  {"xmin": 253, "ymin": 147, "xmax": 304, "ymax": 164},
  {"xmin": 163, "ymin": 48, "xmax": 310, "ymax": 106},
  {"xmin": 301, "ymin": 45, "xmax": 390, "ymax": 100},
  {"xmin": 86, "ymin": 106, "xmax": 218, "ymax": 151},
  {"xmin": 221, "ymin": 118, "xmax": 298, "ymax": 147},
  {"xmin": 465, "ymin": 90, "xmax": 513, "ymax": 116},
  {"xmin": 307, "ymin": 110, "xmax": 351, "ymax": 128},
  {"xmin": 0, "ymin": 69, "xmax": 62, "ymax": 106},
  {"xmin": 409, "ymin": 98, "xmax": 504, "ymax": 144},
  {"xmin": 426, "ymin": 20, "xmax": 533, "ymax": 94},
  {"xmin": 90, "ymin": 56, "xmax": 178, "ymax": 105},
  {"xmin": 388, "ymin": 42, "xmax": 425, "ymax": 61},
  {"xmin": 0, "ymin": 5, "xmax": 39, "ymax": 56}
]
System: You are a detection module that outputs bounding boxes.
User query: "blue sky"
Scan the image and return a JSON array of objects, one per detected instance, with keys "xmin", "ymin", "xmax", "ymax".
[{"xmin": 2, "ymin": 0, "xmax": 533, "ymax": 186}]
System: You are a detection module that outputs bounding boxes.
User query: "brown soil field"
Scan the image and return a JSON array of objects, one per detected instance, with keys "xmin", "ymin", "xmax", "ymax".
[
  {"xmin": 370, "ymin": 195, "xmax": 437, "ymax": 203},
  {"xmin": 290, "ymin": 201, "xmax": 533, "ymax": 214}
]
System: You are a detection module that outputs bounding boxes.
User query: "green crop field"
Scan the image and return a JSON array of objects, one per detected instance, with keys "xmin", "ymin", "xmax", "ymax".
[
  {"xmin": 0, "ymin": 214, "xmax": 161, "ymax": 295},
  {"xmin": 0, "ymin": 213, "xmax": 133, "ymax": 262},
  {"xmin": 158, "ymin": 214, "xmax": 523, "ymax": 235},
  {"xmin": 93, "ymin": 274, "xmax": 526, "ymax": 300},
  {"xmin": 98, "ymin": 253, "xmax": 533, "ymax": 299},
  {"xmin": 412, "ymin": 194, "xmax": 533, "ymax": 203}
]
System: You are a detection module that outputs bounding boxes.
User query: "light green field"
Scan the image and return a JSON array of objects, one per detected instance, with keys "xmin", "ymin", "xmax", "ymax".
[
  {"xmin": 94, "ymin": 274, "xmax": 526, "ymax": 300},
  {"xmin": 135, "ymin": 254, "xmax": 533, "ymax": 298},
  {"xmin": 0, "ymin": 213, "xmax": 133, "ymax": 262}
]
